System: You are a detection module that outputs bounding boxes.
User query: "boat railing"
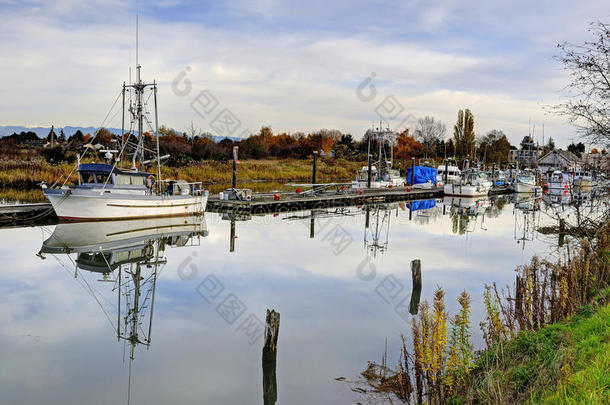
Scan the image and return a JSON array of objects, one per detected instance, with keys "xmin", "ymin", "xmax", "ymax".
[{"xmin": 158, "ymin": 180, "xmax": 206, "ymax": 196}]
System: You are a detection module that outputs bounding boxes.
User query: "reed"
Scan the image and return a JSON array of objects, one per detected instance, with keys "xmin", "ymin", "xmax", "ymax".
[
  {"xmin": 359, "ymin": 219, "xmax": 609, "ymax": 404},
  {"xmin": 0, "ymin": 158, "xmax": 365, "ymax": 189}
]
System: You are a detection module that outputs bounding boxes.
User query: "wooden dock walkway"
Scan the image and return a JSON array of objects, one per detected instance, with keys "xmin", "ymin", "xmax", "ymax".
[
  {"xmin": 208, "ymin": 187, "xmax": 444, "ymax": 213},
  {"xmin": 0, "ymin": 186, "xmax": 513, "ymax": 221}
]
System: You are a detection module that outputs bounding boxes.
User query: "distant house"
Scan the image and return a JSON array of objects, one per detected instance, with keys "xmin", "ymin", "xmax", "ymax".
[{"xmin": 538, "ymin": 149, "xmax": 581, "ymax": 173}]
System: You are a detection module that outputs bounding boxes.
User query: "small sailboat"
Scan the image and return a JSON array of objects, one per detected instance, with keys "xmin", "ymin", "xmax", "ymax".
[
  {"xmin": 443, "ymin": 168, "xmax": 492, "ymax": 197},
  {"xmin": 42, "ymin": 45, "xmax": 208, "ymax": 221}
]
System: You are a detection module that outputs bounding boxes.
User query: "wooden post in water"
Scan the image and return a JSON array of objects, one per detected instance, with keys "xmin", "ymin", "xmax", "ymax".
[
  {"xmin": 409, "ymin": 259, "xmax": 422, "ymax": 315},
  {"xmin": 410, "ymin": 157, "xmax": 415, "ymax": 186},
  {"xmin": 230, "ymin": 219, "xmax": 236, "ymax": 253},
  {"xmin": 263, "ymin": 309, "xmax": 280, "ymax": 405},
  {"xmin": 312, "ymin": 151, "xmax": 318, "ymax": 185},
  {"xmin": 559, "ymin": 218, "xmax": 565, "ymax": 247},
  {"xmin": 232, "ymin": 146, "xmax": 238, "ymax": 189},
  {"xmin": 310, "ymin": 216, "xmax": 315, "ymax": 239}
]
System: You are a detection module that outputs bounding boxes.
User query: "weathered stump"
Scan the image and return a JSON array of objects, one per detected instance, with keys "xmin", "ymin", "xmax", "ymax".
[
  {"xmin": 263, "ymin": 309, "xmax": 280, "ymax": 405},
  {"xmin": 409, "ymin": 259, "xmax": 422, "ymax": 315}
]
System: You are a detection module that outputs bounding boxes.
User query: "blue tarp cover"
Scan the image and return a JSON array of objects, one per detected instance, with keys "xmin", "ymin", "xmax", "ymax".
[
  {"xmin": 406, "ymin": 166, "xmax": 437, "ymax": 184},
  {"xmin": 408, "ymin": 199, "xmax": 436, "ymax": 211}
]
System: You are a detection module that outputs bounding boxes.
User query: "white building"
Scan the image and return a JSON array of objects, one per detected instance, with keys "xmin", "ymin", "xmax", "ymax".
[{"xmin": 538, "ymin": 149, "xmax": 581, "ymax": 173}]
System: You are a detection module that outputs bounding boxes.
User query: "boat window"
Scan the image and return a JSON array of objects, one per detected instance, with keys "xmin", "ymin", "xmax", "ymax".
[
  {"xmin": 117, "ymin": 175, "xmax": 131, "ymax": 185},
  {"xmin": 97, "ymin": 173, "xmax": 112, "ymax": 185},
  {"xmin": 81, "ymin": 172, "xmax": 95, "ymax": 183},
  {"xmin": 131, "ymin": 176, "xmax": 145, "ymax": 185}
]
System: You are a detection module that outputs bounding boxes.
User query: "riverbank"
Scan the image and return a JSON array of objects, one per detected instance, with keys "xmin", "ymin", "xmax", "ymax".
[
  {"xmin": 467, "ymin": 288, "xmax": 609, "ymax": 404},
  {"xmin": 360, "ymin": 218, "xmax": 610, "ymax": 404}
]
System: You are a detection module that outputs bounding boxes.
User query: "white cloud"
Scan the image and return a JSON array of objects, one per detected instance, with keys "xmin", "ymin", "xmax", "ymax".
[{"xmin": 0, "ymin": 1, "xmax": 606, "ymax": 147}]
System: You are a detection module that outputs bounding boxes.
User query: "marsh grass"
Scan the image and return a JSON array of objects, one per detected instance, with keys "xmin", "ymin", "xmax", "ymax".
[
  {"xmin": 0, "ymin": 188, "xmax": 45, "ymax": 203},
  {"xmin": 0, "ymin": 158, "xmax": 365, "ymax": 189},
  {"xmin": 361, "ymin": 220, "xmax": 610, "ymax": 404}
]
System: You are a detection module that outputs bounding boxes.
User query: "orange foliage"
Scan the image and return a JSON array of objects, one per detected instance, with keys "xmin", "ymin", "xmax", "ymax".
[{"xmin": 394, "ymin": 130, "xmax": 424, "ymax": 159}]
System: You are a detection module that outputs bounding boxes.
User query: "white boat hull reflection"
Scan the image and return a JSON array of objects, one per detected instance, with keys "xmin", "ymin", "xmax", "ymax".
[{"xmin": 41, "ymin": 215, "xmax": 208, "ymax": 254}]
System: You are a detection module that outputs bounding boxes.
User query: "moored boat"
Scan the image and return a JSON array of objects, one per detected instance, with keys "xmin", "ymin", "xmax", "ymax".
[
  {"xmin": 513, "ymin": 169, "xmax": 541, "ymax": 193},
  {"xmin": 443, "ymin": 169, "xmax": 492, "ymax": 197},
  {"xmin": 42, "ymin": 51, "xmax": 207, "ymax": 221}
]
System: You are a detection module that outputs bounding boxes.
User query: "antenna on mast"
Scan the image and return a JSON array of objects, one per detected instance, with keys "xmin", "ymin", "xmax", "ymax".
[{"xmin": 136, "ymin": 12, "xmax": 139, "ymax": 69}]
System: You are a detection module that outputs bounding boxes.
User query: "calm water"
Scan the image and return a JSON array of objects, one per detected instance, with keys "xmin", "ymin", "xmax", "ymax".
[{"xmin": 0, "ymin": 193, "xmax": 603, "ymax": 404}]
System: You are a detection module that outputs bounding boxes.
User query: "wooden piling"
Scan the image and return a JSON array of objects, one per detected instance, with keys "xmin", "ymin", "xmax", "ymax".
[
  {"xmin": 232, "ymin": 146, "xmax": 238, "ymax": 189},
  {"xmin": 409, "ymin": 259, "xmax": 422, "ymax": 315},
  {"xmin": 312, "ymin": 151, "xmax": 318, "ymax": 185},
  {"xmin": 262, "ymin": 309, "xmax": 280, "ymax": 405},
  {"xmin": 410, "ymin": 157, "xmax": 415, "ymax": 185}
]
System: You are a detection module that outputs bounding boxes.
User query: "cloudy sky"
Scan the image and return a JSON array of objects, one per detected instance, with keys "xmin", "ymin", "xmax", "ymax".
[{"xmin": 1, "ymin": 0, "xmax": 608, "ymax": 147}]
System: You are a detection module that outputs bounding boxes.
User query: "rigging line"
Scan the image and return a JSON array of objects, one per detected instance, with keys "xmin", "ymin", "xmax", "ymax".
[
  {"xmin": 52, "ymin": 89, "xmax": 123, "ymax": 188},
  {"xmin": 49, "ymin": 254, "xmax": 117, "ymax": 333}
]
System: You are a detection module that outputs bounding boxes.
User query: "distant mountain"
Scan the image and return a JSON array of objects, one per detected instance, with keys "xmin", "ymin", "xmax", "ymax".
[{"xmin": 0, "ymin": 126, "xmax": 244, "ymax": 142}]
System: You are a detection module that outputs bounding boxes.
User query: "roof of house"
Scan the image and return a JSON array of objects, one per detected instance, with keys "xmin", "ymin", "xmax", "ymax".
[{"xmin": 539, "ymin": 149, "xmax": 581, "ymax": 163}]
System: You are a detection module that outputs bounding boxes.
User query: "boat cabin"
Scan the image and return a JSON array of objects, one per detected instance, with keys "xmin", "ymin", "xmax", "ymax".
[{"xmin": 77, "ymin": 163, "xmax": 151, "ymax": 188}]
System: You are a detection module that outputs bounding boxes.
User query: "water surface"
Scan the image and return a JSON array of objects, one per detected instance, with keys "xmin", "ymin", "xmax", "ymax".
[{"xmin": 0, "ymin": 193, "xmax": 602, "ymax": 404}]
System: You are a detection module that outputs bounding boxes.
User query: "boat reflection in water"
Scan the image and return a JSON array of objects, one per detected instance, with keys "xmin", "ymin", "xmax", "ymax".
[
  {"xmin": 512, "ymin": 194, "xmax": 541, "ymax": 249},
  {"xmin": 442, "ymin": 195, "xmax": 492, "ymax": 235},
  {"xmin": 37, "ymin": 216, "xmax": 207, "ymax": 402}
]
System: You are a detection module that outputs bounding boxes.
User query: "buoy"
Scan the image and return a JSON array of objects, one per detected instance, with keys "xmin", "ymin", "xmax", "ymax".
[
  {"xmin": 358, "ymin": 189, "xmax": 363, "ymax": 195},
  {"xmin": 388, "ymin": 184, "xmax": 393, "ymax": 189},
  {"xmin": 406, "ymin": 187, "xmax": 411, "ymax": 192},
  {"xmin": 296, "ymin": 188, "xmax": 301, "ymax": 194},
  {"xmin": 273, "ymin": 193, "xmax": 280, "ymax": 201}
]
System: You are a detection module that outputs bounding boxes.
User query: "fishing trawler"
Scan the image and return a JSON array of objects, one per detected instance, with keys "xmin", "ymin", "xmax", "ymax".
[
  {"xmin": 513, "ymin": 169, "xmax": 541, "ymax": 193},
  {"xmin": 352, "ymin": 124, "xmax": 405, "ymax": 189},
  {"xmin": 42, "ymin": 44, "xmax": 208, "ymax": 220},
  {"xmin": 443, "ymin": 168, "xmax": 492, "ymax": 197},
  {"xmin": 437, "ymin": 158, "xmax": 461, "ymax": 184},
  {"xmin": 547, "ymin": 170, "xmax": 571, "ymax": 192}
]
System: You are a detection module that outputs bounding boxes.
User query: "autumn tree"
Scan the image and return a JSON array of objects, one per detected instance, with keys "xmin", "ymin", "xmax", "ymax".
[
  {"xmin": 453, "ymin": 109, "xmax": 475, "ymax": 159},
  {"xmin": 394, "ymin": 129, "xmax": 424, "ymax": 159},
  {"xmin": 553, "ymin": 22, "xmax": 610, "ymax": 146}
]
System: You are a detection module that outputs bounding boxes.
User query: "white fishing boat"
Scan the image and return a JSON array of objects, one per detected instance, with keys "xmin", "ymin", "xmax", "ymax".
[
  {"xmin": 513, "ymin": 169, "xmax": 541, "ymax": 193},
  {"xmin": 42, "ymin": 47, "xmax": 208, "ymax": 221},
  {"xmin": 352, "ymin": 123, "xmax": 405, "ymax": 189},
  {"xmin": 546, "ymin": 170, "xmax": 571, "ymax": 192},
  {"xmin": 443, "ymin": 169, "xmax": 492, "ymax": 197},
  {"xmin": 437, "ymin": 158, "xmax": 462, "ymax": 184}
]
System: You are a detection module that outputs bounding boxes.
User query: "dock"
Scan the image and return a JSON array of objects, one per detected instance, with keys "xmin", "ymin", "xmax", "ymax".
[
  {"xmin": 208, "ymin": 187, "xmax": 444, "ymax": 213},
  {"xmin": 0, "ymin": 185, "xmax": 513, "ymax": 223}
]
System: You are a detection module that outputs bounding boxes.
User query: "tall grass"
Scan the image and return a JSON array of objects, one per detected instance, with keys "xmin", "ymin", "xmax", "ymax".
[
  {"xmin": 0, "ymin": 158, "xmax": 365, "ymax": 189},
  {"xmin": 360, "ymin": 219, "xmax": 610, "ymax": 404}
]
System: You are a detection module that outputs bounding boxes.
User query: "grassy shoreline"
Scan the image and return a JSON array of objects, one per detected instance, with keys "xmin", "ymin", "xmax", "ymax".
[{"xmin": 361, "ymin": 219, "xmax": 610, "ymax": 404}]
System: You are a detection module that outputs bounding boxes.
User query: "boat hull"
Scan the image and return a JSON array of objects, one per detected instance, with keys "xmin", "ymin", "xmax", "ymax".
[
  {"xmin": 443, "ymin": 183, "xmax": 489, "ymax": 197},
  {"xmin": 513, "ymin": 182, "xmax": 541, "ymax": 194},
  {"xmin": 44, "ymin": 190, "xmax": 208, "ymax": 221}
]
